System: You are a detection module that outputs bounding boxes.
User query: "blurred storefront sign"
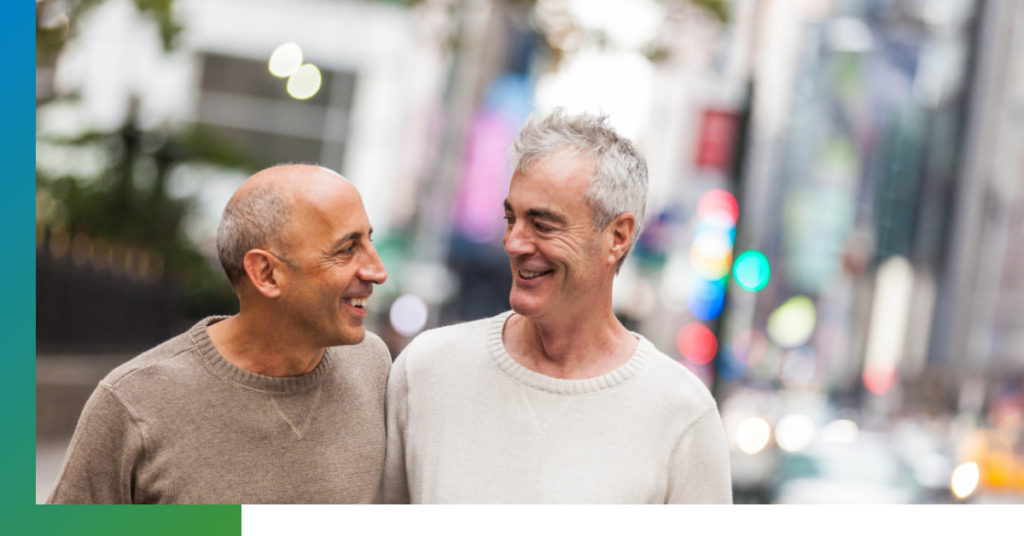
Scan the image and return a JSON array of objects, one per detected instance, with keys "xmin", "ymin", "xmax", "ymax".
[{"xmin": 695, "ymin": 108, "xmax": 740, "ymax": 171}]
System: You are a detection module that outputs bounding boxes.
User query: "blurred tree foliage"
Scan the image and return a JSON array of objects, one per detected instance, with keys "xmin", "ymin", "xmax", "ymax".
[
  {"xmin": 402, "ymin": 0, "xmax": 729, "ymax": 22},
  {"xmin": 36, "ymin": 0, "xmax": 256, "ymax": 319},
  {"xmin": 36, "ymin": 106, "xmax": 260, "ymax": 318},
  {"xmin": 37, "ymin": 0, "xmax": 182, "ymax": 64}
]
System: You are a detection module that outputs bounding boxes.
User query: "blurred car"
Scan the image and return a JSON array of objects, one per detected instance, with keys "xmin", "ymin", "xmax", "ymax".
[
  {"xmin": 891, "ymin": 417, "xmax": 960, "ymax": 502},
  {"xmin": 719, "ymin": 387, "xmax": 786, "ymax": 502},
  {"xmin": 769, "ymin": 433, "xmax": 922, "ymax": 504},
  {"xmin": 956, "ymin": 427, "xmax": 1024, "ymax": 501},
  {"xmin": 720, "ymin": 387, "xmax": 838, "ymax": 503}
]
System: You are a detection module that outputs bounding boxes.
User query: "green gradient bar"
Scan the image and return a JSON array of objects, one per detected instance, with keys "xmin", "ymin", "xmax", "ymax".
[
  {"xmin": 3, "ymin": 4, "xmax": 238, "ymax": 533},
  {"xmin": 31, "ymin": 506, "xmax": 241, "ymax": 535}
]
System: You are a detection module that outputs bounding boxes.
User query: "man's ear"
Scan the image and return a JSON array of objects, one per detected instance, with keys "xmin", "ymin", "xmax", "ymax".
[
  {"xmin": 242, "ymin": 249, "xmax": 284, "ymax": 298},
  {"xmin": 606, "ymin": 213, "xmax": 636, "ymax": 266}
]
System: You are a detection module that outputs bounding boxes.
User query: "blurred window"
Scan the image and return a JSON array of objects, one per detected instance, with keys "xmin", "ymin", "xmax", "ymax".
[{"xmin": 196, "ymin": 52, "xmax": 357, "ymax": 168}]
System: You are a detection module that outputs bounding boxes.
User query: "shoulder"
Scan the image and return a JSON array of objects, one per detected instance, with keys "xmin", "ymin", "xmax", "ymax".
[
  {"xmin": 348, "ymin": 330, "xmax": 392, "ymax": 363},
  {"xmin": 635, "ymin": 338, "xmax": 719, "ymax": 414},
  {"xmin": 331, "ymin": 332, "xmax": 391, "ymax": 368},
  {"xmin": 99, "ymin": 328, "xmax": 197, "ymax": 391},
  {"xmin": 390, "ymin": 313, "xmax": 505, "ymax": 384},
  {"xmin": 98, "ymin": 316, "xmax": 232, "ymax": 400},
  {"xmin": 74, "ymin": 324, "xmax": 204, "ymax": 425},
  {"xmin": 397, "ymin": 314, "xmax": 495, "ymax": 363},
  {"xmin": 327, "ymin": 330, "xmax": 393, "ymax": 381}
]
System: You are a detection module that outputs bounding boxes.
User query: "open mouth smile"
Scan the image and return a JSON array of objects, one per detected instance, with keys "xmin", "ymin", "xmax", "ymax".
[
  {"xmin": 343, "ymin": 297, "xmax": 369, "ymax": 308},
  {"xmin": 518, "ymin": 269, "xmax": 553, "ymax": 280}
]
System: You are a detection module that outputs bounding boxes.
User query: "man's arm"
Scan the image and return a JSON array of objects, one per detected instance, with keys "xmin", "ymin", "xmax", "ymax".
[
  {"xmin": 665, "ymin": 405, "xmax": 733, "ymax": 504},
  {"xmin": 47, "ymin": 385, "xmax": 144, "ymax": 504},
  {"xmin": 379, "ymin": 352, "xmax": 411, "ymax": 504}
]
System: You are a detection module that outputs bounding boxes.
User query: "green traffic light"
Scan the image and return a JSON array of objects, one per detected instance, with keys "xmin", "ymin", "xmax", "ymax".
[{"xmin": 734, "ymin": 250, "xmax": 770, "ymax": 291}]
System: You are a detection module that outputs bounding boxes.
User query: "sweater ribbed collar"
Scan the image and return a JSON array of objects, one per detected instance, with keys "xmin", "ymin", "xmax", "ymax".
[
  {"xmin": 486, "ymin": 310, "xmax": 651, "ymax": 395},
  {"xmin": 189, "ymin": 316, "xmax": 333, "ymax": 394}
]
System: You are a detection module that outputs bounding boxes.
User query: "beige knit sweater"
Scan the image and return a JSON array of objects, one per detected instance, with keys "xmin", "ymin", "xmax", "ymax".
[
  {"xmin": 382, "ymin": 311, "xmax": 733, "ymax": 503},
  {"xmin": 47, "ymin": 317, "xmax": 391, "ymax": 504}
]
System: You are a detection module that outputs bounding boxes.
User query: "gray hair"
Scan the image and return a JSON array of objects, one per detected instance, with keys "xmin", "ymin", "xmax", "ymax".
[
  {"xmin": 216, "ymin": 184, "xmax": 296, "ymax": 285},
  {"xmin": 511, "ymin": 108, "xmax": 648, "ymax": 268}
]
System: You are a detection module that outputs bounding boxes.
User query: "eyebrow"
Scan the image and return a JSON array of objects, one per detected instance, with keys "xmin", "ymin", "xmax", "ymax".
[
  {"xmin": 331, "ymin": 228, "xmax": 373, "ymax": 251},
  {"xmin": 503, "ymin": 200, "xmax": 568, "ymax": 225}
]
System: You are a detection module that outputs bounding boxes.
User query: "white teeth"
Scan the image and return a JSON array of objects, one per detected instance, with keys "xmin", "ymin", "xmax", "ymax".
[
  {"xmin": 345, "ymin": 298, "xmax": 368, "ymax": 307},
  {"xmin": 520, "ymin": 270, "xmax": 542, "ymax": 279}
]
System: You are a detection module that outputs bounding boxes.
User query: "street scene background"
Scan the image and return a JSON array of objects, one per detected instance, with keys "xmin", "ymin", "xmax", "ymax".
[{"xmin": 35, "ymin": 0, "xmax": 1024, "ymax": 504}]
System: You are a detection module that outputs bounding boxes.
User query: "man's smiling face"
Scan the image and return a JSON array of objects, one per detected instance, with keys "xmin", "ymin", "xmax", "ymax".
[
  {"xmin": 502, "ymin": 150, "xmax": 610, "ymax": 322},
  {"xmin": 274, "ymin": 174, "xmax": 387, "ymax": 347}
]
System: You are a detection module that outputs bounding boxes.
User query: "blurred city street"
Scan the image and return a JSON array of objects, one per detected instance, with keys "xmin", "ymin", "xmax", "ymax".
[{"xmin": 36, "ymin": 0, "xmax": 1024, "ymax": 504}]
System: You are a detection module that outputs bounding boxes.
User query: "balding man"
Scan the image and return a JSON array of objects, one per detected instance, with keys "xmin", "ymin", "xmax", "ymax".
[{"xmin": 48, "ymin": 164, "xmax": 390, "ymax": 504}]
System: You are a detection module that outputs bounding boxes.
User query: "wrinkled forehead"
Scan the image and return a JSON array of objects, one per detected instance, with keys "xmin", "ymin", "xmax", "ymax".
[{"xmin": 507, "ymin": 155, "xmax": 597, "ymax": 221}]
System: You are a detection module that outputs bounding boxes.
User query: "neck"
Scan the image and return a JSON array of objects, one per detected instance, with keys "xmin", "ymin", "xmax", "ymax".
[
  {"xmin": 207, "ymin": 312, "xmax": 325, "ymax": 377},
  {"xmin": 504, "ymin": 308, "xmax": 637, "ymax": 380}
]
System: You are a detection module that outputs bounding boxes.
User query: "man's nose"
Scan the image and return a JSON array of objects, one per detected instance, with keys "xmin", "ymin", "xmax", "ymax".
[
  {"xmin": 359, "ymin": 243, "xmax": 388, "ymax": 284},
  {"xmin": 503, "ymin": 220, "xmax": 533, "ymax": 257}
]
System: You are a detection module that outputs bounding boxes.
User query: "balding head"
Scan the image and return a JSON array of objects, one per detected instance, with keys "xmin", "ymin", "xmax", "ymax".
[{"xmin": 216, "ymin": 164, "xmax": 353, "ymax": 286}]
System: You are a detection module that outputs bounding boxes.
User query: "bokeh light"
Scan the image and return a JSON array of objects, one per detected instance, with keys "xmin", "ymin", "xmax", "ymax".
[
  {"xmin": 822, "ymin": 419, "xmax": 859, "ymax": 444},
  {"xmin": 774, "ymin": 414, "xmax": 815, "ymax": 452},
  {"xmin": 736, "ymin": 416, "xmax": 772, "ymax": 454},
  {"xmin": 389, "ymin": 293, "xmax": 428, "ymax": 337},
  {"xmin": 733, "ymin": 250, "xmax": 770, "ymax": 291},
  {"xmin": 689, "ymin": 224, "xmax": 734, "ymax": 279},
  {"xmin": 686, "ymin": 197, "xmax": 735, "ymax": 321},
  {"xmin": 268, "ymin": 42, "xmax": 303, "ymax": 78},
  {"xmin": 675, "ymin": 322, "xmax": 717, "ymax": 365},
  {"xmin": 863, "ymin": 360, "xmax": 897, "ymax": 395},
  {"xmin": 950, "ymin": 462, "xmax": 980, "ymax": 499},
  {"xmin": 685, "ymin": 277, "xmax": 726, "ymax": 321},
  {"xmin": 697, "ymin": 189, "xmax": 739, "ymax": 225},
  {"xmin": 286, "ymin": 63, "xmax": 322, "ymax": 100},
  {"xmin": 766, "ymin": 295, "xmax": 817, "ymax": 348}
]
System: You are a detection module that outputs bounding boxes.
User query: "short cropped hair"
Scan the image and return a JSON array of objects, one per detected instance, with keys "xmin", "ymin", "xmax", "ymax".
[
  {"xmin": 511, "ymin": 108, "xmax": 649, "ymax": 268},
  {"xmin": 216, "ymin": 184, "xmax": 295, "ymax": 285}
]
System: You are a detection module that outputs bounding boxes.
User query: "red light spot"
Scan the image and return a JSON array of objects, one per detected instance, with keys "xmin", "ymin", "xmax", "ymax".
[
  {"xmin": 863, "ymin": 361, "xmax": 896, "ymax": 395},
  {"xmin": 676, "ymin": 323, "xmax": 718, "ymax": 365},
  {"xmin": 697, "ymin": 189, "xmax": 739, "ymax": 225}
]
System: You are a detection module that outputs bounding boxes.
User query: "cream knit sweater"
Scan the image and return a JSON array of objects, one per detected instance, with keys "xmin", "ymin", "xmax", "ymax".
[
  {"xmin": 382, "ymin": 311, "xmax": 732, "ymax": 503},
  {"xmin": 48, "ymin": 316, "xmax": 391, "ymax": 504}
]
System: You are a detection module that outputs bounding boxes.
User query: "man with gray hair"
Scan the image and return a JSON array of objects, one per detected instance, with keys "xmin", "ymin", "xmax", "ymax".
[
  {"xmin": 382, "ymin": 109, "xmax": 732, "ymax": 503},
  {"xmin": 48, "ymin": 164, "xmax": 391, "ymax": 503}
]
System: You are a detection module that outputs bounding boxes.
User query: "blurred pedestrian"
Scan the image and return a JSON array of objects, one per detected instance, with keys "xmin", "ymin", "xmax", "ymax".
[
  {"xmin": 382, "ymin": 109, "xmax": 732, "ymax": 503},
  {"xmin": 48, "ymin": 164, "xmax": 391, "ymax": 504}
]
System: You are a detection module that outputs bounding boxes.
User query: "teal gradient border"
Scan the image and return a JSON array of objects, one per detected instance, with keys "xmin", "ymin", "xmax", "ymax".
[{"xmin": 4, "ymin": 6, "xmax": 239, "ymax": 533}]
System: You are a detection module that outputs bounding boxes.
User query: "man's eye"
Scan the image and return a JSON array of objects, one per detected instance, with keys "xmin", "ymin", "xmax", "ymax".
[
  {"xmin": 534, "ymin": 222, "xmax": 552, "ymax": 232},
  {"xmin": 337, "ymin": 245, "xmax": 355, "ymax": 255}
]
